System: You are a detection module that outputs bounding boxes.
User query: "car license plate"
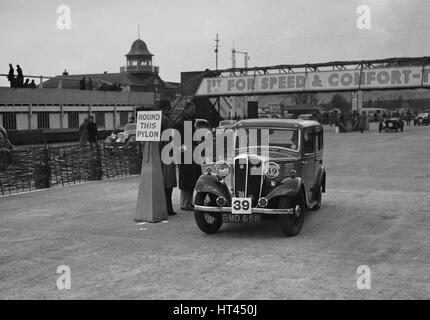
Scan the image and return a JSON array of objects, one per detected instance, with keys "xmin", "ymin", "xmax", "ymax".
[
  {"xmin": 388, "ymin": 123, "xmax": 393, "ymax": 127},
  {"xmin": 231, "ymin": 197, "xmax": 252, "ymax": 214},
  {"xmin": 222, "ymin": 214, "xmax": 262, "ymax": 223}
]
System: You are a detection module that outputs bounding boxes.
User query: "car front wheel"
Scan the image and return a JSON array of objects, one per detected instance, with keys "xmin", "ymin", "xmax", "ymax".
[
  {"xmin": 278, "ymin": 192, "xmax": 306, "ymax": 237},
  {"xmin": 194, "ymin": 192, "xmax": 223, "ymax": 234}
]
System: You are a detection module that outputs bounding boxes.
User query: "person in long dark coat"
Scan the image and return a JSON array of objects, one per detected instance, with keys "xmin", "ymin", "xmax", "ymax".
[
  {"xmin": 79, "ymin": 118, "xmax": 89, "ymax": 146},
  {"xmin": 16, "ymin": 65, "xmax": 23, "ymax": 88},
  {"xmin": 87, "ymin": 116, "xmax": 98, "ymax": 149},
  {"xmin": 160, "ymin": 100, "xmax": 178, "ymax": 216},
  {"xmin": 7, "ymin": 64, "xmax": 15, "ymax": 88},
  {"xmin": 359, "ymin": 111, "xmax": 367, "ymax": 133},
  {"xmin": 174, "ymin": 101, "xmax": 201, "ymax": 211}
]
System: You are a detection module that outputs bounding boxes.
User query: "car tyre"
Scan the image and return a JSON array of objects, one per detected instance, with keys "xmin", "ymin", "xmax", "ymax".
[
  {"xmin": 279, "ymin": 192, "xmax": 305, "ymax": 237},
  {"xmin": 194, "ymin": 192, "xmax": 223, "ymax": 234}
]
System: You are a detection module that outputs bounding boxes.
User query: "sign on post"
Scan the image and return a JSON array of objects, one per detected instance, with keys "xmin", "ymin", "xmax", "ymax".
[
  {"xmin": 136, "ymin": 111, "xmax": 162, "ymax": 142},
  {"xmin": 135, "ymin": 110, "xmax": 167, "ymax": 223}
]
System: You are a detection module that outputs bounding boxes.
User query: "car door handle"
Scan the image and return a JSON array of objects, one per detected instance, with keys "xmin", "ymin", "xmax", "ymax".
[{"xmin": 301, "ymin": 161, "xmax": 308, "ymax": 165}]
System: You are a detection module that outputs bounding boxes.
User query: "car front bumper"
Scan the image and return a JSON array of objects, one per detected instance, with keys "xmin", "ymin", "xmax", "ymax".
[{"xmin": 194, "ymin": 205, "xmax": 296, "ymax": 215}]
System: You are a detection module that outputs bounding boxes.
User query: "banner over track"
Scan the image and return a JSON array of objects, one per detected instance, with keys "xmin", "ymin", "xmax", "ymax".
[{"xmin": 194, "ymin": 57, "xmax": 430, "ymax": 97}]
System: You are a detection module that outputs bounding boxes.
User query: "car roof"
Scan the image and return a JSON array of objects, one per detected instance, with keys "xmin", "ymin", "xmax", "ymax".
[{"xmin": 234, "ymin": 118, "xmax": 321, "ymax": 129}]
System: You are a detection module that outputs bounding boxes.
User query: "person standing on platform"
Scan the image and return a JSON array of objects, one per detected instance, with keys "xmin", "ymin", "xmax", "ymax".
[
  {"xmin": 87, "ymin": 116, "xmax": 98, "ymax": 149},
  {"xmin": 79, "ymin": 76, "xmax": 86, "ymax": 90},
  {"xmin": 174, "ymin": 101, "xmax": 200, "ymax": 211},
  {"xmin": 7, "ymin": 64, "xmax": 15, "ymax": 88},
  {"xmin": 79, "ymin": 118, "xmax": 89, "ymax": 146},
  {"xmin": 16, "ymin": 65, "xmax": 23, "ymax": 88},
  {"xmin": 87, "ymin": 77, "xmax": 93, "ymax": 90},
  {"xmin": 160, "ymin": 100, "xmax": 178, "ymax": 216}
]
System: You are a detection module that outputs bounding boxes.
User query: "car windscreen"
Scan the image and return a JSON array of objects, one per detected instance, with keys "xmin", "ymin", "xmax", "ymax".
[{"xmin": 235, "ymin": 128, "xmax": 300, "ymax": 153}]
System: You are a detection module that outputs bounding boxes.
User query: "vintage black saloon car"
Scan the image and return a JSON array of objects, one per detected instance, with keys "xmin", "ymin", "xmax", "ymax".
[
  {"xmin": 193, "ymin": 119, "xmax": 326, "ymax": 237},
  {"xmin": 384, "ymin": 117, "xmax": 404, "ymax": 132}
]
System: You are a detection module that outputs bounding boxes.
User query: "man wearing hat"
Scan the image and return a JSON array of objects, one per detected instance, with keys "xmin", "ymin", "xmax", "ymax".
[
  {"xmin": 160, "ymin": 100, "xmax": 178, "ymax": 216},
  {"xmin": 174, "ymin": 100, "xmax": 200, "ymax": 211}
]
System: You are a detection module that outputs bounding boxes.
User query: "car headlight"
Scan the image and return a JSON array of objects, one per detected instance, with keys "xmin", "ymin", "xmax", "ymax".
[
  {"xmin": 214, "ymin": 161, "xmax": 230, "ymax": 178},
  {"xmin": 264, "ymin": 162, "xmax": 280, "ymax": 179}
]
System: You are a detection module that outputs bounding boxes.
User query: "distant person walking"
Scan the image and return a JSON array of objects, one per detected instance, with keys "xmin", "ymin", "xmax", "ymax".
[
  {"xmin": 79, "ymin": 118, "xmax": 89, "ymax": 146},
  {"xmin": 87, "ymin": 116, "xmax": 98, "ymax": 149},
  {"xmin": 16, "ymin": 65, "xmax": 23, "ymax": 88},
  {"xmin": 7, "ymin": 64, "xmax": 15, "ymax": 88},
  {"xmin": 359, "ymin": 111, "xmax": 367, "ymax": 133}
]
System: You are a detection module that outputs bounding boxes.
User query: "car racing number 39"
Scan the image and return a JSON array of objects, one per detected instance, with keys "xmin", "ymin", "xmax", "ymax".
[{"xmin": 231, "ymin": 197, "xmax": 252, "ymax": 214}]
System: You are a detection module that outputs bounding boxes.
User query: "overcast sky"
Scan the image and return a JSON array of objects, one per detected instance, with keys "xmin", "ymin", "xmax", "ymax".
[{"xmin": 1, "ymin": 0, "xmax": 430, "ymax": 86}]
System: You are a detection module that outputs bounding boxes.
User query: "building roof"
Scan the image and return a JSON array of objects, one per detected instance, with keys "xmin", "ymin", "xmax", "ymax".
[
  {"xmin": 42, "ymin": 72, "xmax": 149, "ymax": 90},
  {"xmin": 126, "ymin": 39, "xmax": 153, "ymax": 57},
  {"xmin": 235, "ymin": 118, "xmax": 321, "ymax": 129}
]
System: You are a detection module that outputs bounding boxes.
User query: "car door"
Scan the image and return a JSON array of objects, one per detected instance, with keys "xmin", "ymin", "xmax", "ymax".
[
  {"xmin": 301, "ymin": 127, "xmax": 316, "ymax": 203},
  {"xmin": 314, "ymin": 127, "xmax": 323, "ymax": 189}
]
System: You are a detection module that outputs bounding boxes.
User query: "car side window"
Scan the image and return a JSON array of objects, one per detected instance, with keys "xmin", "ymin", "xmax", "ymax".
[
  {"xmin": 316, "ymin": 131, "xmax": 323, "ymax": 152},
  {"xmin": 303, "ymin": 129, "xmax": 314, "ymax": 154}
]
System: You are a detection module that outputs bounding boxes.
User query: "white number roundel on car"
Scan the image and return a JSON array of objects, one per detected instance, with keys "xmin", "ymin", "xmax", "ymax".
[{"xmin": 264, "ymin": 162, "xmax": 280, "ymax": 178}]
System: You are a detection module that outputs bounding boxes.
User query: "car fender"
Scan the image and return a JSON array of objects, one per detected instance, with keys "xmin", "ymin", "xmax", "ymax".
[
  {"xmin": 266, "ymin": 177, "xmax": 302, "ymax": 202},
  {"xmin": 195, "ymin": 174, "xmax": 231, "ymax": 202},
  {"xmin": 314, "ymin": 166, "xmax": 326, "ymax": 194}
]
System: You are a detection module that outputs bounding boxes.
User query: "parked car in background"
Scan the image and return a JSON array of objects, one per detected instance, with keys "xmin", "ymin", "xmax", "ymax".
[
  {"xmin": 218, "ymin": 120, "xmax": 236, "ymax": 130},
  {"xmin": 414, "ymin": 113, "xmax": 429, "ymax": 126},
  {"xmin": 297, "ymin": 114, "xmax": 315, "ymax": 121},
  {"xmin": 194, "ymin": 119, "xmax": 326, "ymax": 237},
  {"xmin": 363, "ymin": 108, "xmax": 387, "ymax": 121},
  {"xmin": 383, "ymin": 118, "xmax": 404, "ymax": 132},
  {"xmin": 105, "ymin": 123, "xmax": 137, "ymax": 145},
  {"xmin": 195, "ymin": 119, "xmax": 211, "ymax": 130},
  {"xmin": 0, "ymin": 126, "xmax": 13, "ymax": 152}
]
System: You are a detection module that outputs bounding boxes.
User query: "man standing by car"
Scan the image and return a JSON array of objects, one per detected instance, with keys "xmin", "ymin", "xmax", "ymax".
[
  {"xmin": 174, "ymin": 101, "xmax": 200, "ymax": 211},
  {"xmin": 160, "ymin": 100, "xmax": 178, "ymax": 216}
]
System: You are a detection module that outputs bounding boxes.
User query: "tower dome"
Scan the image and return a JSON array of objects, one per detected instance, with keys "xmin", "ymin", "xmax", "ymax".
[{"xmin": 126, "ymin": 39, "xmax": 153, "ymax": 57}]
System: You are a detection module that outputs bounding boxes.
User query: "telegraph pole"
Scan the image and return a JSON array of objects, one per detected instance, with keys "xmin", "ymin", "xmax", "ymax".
[{"xmin": 214, "ymin": 34, "xmax": 220, "ymax": 71}]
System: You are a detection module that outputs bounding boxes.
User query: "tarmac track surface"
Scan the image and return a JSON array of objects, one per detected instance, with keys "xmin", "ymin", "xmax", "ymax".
[{"xmin": 0, "ymin": 124, "xmax": 429, "ymax": 299}]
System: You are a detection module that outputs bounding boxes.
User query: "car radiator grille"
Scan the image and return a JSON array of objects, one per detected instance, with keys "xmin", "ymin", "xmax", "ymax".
[{"xmin": 234, "ymin": 156, "xmax": 263, "ymax": 205}]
